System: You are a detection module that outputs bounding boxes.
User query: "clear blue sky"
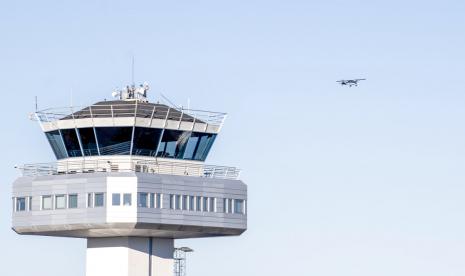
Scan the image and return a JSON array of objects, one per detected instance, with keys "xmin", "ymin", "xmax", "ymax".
[{"xmin": 1, "ymin": 0, "xmax": 465, "ymax": 275}]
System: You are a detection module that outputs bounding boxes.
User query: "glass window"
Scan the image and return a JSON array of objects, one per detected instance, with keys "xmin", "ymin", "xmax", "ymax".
[
  {"xmin": 182, "ymin": 135, "xmax": 199, "ymax": 160},
  {"xmin": 68, "ymin": 194, "xmax": 78, "ymax": 208},
  {"xmin": 16, "ymin": 197, "xmax": 26, "ymax": 212},
  {"xmin": 175, "ymin": 195, "xmax": 181, "ymax": 210},
  {"xmin": 61, "ymin": 129, "xmax": 82, "ymax": 157},
  {"xmin": 55, "ymin": 195, "xmax": 66, "ymax": 209},
  {"xmin": 123, "ymin": 193, "xmax": 132, "ymax": 206},
  {"xmin": 189, "ymin": 196, "xmax": 195, "ymax": 211},
  {"xmin": 223, "ymin": 198, "xmax": 228, "ymax": 213},
  {"xmin": 227, "ymin": 198, "xmax": 232, "ymax": 214},
  {"xmin": 94, "ymin": 193, "xmax": 105, "ymax": 207},
  {"xmin": 234, "ymin": 199, "xmax": 245, "ymax": 214},
  {"xmin": 203, "ymin": 197, "xmax": 208, "ymax": 212},
  {"xmin": 77, "ymin": 128, "xmax": 99, "ymax": 156},
  {"xmin": 156, "ymin": 130, "xmax": 190, "ymax": 158},
  {"xmin": 156, "ymin": 193, "xmax": 162, "ymax": 208},
  {"xmin": 45, "ymin": 130, "xmax": 68, "ymax": 159},
  {"xmin": 150, "ymin": 193, "xmax": 155, "ymax": 208},
  {"xmin": 193, "ymin": 133, "xmax": 217, "ymax": 161},
  {"xmin": 28, "ymin": 196, "xmax": 33, "ymax": 211},
  {"xmin": 170, "ymin": 194, "xmax": 175, "ymax": 209},
  {"xmin": 95, "ymin": 127, "xmax": 132, "ymax": 155},
  {"xmin": 196, "ymin": 196, "xmax": 202, "ymax": 211},
  {"xmin": 138, "ymin": 193, "xmax": 148, "ymax": 208},
  {"xmin": 132, "ymin": 127, "xmax": 162, "ymax": 156},
  {"xmin": 87, "ymin": 193, "xmax": 93, "ymax": 208},
  {"xmin": 209, "ymin": 197, "xmax": 216, "ymax": 212},
  {"xmin": 112, "ymin": 193, "xmax": 121, "ymax": 206},
  {"xmin": 42, "ymin": 195, "xmax": 53, "ymax": 210},
  {"xmin": 182, "ymin": 195, "xmax": 188, "ymax": 210},
  {"xmin": 156, "ymin": 130, "xmax": 217, "ymax": 161}
]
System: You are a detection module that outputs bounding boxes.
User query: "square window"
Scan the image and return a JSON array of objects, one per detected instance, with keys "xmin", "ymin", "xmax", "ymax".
[
  {"xmin": 112, "ymin": 193, "xmax": 121, "ymax": 206},
  {"xmin": 16, "ymin": 197, "xmax": 26, "ymax": 212},
  {"xmin": 68, "ymin": 194, "xmax": 78, "ymax": 208},
  {"xmin": 123, "ymin": 193, "xmax": 132, "ymax": 206},
  {"xmin": 42, "ymin": 195, "xmax": 53, "ymax": 210},
  {"xmin": 234, "ymin": 199, "xmax": 245, "ymax": 214},
  {"xmin": 55, "ymin": 195, "xmax": 66, "ymax": 209},
  {"xmin": 94, "ymin": 193, "xmax": 105, "ymax": 207},
  {"xmin": 138, "ymin": 193, "xmax": 148, "ymax": 208}
]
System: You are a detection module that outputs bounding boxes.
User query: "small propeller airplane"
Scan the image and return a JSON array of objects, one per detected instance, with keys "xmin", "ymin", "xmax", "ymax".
[{"xmin": 336, "ymin": 79, "xmax": 366, "ymax": 87}]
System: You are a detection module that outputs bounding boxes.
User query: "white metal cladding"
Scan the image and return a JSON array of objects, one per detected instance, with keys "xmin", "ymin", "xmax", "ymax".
[
  {"xmin": 11, "ymin": 172, "xmax": 247, "ymax": 239},
  {"xmin": 34, "ymin": 101, "xmax": 226, "ymax": 134}
]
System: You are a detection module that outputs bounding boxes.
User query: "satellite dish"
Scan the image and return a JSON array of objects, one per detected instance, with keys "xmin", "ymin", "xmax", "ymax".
[{"xmin": 111, "ymin": 91, "xmax": 120, "ymax": 98}]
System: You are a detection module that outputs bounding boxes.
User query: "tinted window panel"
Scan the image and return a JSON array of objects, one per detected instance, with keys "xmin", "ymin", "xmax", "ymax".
[
  {"xmin": 68, "ymin": 194, "xmax": 78, "ymax": 208},
  {"xmin": 132, "ymin": 127, "xmax": 162, "ymax": 156},
  {"xmin": 156, "ymin": 130, "xmax": 191, "ymax": 158},
  {"xmin": 61, "ymin": 129, "xmax": 82, "ymax": 157},
  {"xmin": 95, "ymin": 127, "xmax": 132, "ymax": 155},
  {"xmin": 183, "ymin": 135, "xmax": 199, "ymax": 160},
  {"xmin": 78, "ymin": 128, "xmax": 99, "ymax": 156},
  {"xmin": 193, "ymin": 133, "xmax": 216, "ymax": 161},
  {"xmin": 45, "ymin": 130, "xmax": 68, "ymax": 159}
]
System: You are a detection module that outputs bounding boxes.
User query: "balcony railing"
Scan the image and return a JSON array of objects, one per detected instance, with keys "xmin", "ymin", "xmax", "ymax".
[{"xmin": 16, "ymin": 159, "xmax": 241, "ymax": 180}]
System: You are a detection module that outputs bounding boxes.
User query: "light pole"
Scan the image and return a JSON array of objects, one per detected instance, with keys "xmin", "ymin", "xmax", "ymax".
[{"xmin": 174, "ymin": 247, "xmax": 194, "ymax": 276}]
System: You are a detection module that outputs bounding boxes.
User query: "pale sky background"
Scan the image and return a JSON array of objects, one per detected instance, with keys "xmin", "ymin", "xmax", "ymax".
[{"xmin": 1, "ymin": 0, "xmax": 465, "ymax": 275}]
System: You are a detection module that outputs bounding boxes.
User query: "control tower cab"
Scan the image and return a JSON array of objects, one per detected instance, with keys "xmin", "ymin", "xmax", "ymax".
[{"xmin": 12, "ymin": 83, "xmax": 247, "ymax": 276}]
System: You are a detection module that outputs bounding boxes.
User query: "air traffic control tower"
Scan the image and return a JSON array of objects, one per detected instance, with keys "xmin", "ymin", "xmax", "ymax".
[{"xmin": 11, "ymin": 83, "xmax": 247, "ymax": 276}]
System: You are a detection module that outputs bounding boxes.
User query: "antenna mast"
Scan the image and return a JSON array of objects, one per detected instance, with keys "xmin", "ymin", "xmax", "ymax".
[{"xmin": 131, "ymin": 56, "xmax": 135, "ymax": 86}]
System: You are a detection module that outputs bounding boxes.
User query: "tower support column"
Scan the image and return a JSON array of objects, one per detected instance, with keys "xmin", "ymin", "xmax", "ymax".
[{"xmin": 86, "ymin": 237, "xmax": 174, "ymax": 276}]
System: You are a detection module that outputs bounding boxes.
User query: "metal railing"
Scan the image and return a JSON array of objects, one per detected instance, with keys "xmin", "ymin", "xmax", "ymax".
[
  {"xmin": 34, "ymin": 102, "xmax": 227, "ymax": 129},
  {"xmin": 17, "ymin": 159, "xmax": 241, "ymax": 180}
]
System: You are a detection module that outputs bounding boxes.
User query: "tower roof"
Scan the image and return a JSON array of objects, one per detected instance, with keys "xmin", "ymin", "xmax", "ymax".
[{"xmin": 62, "ymin": 100, "xmax": 200, "ymax": 123}]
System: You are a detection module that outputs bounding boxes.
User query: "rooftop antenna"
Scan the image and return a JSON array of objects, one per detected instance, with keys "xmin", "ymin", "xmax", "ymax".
[{"xmin": 35, "ymin": 96, "xmax": 38, "ymax": 111}]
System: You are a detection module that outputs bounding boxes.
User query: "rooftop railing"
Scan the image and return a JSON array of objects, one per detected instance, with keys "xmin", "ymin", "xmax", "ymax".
[
  {"xmin": 34, "ymin": 102, "xmax": 227, "ymax": 129},
  {"xmin": 16, "ymin": 159, "xmax": 241, "ymax": 180}
]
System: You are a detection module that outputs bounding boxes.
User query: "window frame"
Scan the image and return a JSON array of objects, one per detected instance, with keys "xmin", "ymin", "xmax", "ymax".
[
  {"xmin": 123, "ymin": 193, "xmax": 132, "ymax": 206},
  {"xmin": 94, "ymin": 193, "xmax": 105, "ymax": 207},
  {"xmin": 68, "ymin": 194, "xmax": 78, "ymax": 209},
  {"xmin": 42, "ymin": 195, "xmax": 53, "ymax": 210},
  {"xmin": 138, "ymin": 192, "xmax": 148, "ymax": 208},
  {"xmin": 112, "ymin": 193, "xmax": 121, "ymax": 206},
  {"xmin": 15, "ymin": 197, "xmax": 26, "ymax": 212},
  {"xmin": 55, "ymin": 194, "xmax": 67, "ymax": 209}
]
